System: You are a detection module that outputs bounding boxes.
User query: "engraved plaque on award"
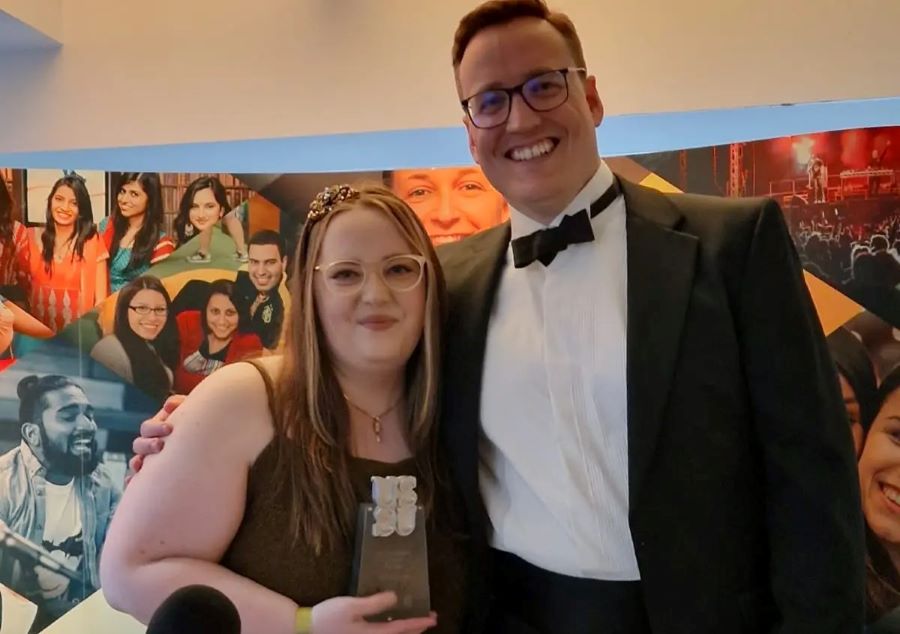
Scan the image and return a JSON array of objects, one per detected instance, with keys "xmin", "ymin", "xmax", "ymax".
[{"xmin": 349, "ymin": 475, "xmax": 430, "ymax": 621}]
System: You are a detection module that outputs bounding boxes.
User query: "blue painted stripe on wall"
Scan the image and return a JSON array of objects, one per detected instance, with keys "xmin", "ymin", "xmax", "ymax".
[{"xmin": 0, "ymin": 97, "xmax": 897, "ymax": 172}]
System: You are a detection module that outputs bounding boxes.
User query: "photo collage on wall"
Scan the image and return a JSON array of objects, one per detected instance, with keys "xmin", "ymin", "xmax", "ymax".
[{"xmin": 0, "ymin": 125, "xmax": 897, "ymax": 630}]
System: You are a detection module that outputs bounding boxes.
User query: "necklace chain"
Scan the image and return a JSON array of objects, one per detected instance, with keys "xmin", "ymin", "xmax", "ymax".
[{"xmin": 342, "ymin": 393, "xmax": 402, "ymax": 444}]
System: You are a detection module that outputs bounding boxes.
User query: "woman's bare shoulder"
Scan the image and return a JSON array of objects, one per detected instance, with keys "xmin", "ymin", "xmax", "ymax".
[{"xmin": 167, "ymin": 359, "xmax": 284, "ymax": 460}]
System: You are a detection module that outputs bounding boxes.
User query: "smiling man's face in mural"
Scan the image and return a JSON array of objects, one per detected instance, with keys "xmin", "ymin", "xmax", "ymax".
[{"xmin": 390, "ymin": 166, "xmax": 508, "ymax": 245}]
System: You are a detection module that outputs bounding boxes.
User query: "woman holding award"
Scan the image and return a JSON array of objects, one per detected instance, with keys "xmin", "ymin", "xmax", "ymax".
[{"xmin": 100, "ymin": 184, "xmax": 466, "ymax": 633}]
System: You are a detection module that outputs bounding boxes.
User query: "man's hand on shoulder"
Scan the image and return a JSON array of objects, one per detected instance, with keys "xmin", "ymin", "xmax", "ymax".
[{"xmin": 125, "ymin": 395, "xmax": 185, "ymax": 486}]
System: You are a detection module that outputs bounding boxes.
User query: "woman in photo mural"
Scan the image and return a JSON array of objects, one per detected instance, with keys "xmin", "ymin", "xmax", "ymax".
[
  {"xmin": 98, "ymin": 173, "xmax": 175, "ymax": 292},
  {"xmin": 100, "ymin": 184, "xmax": 467, "ymax": 633},
  {"xmin": 25, "ymin": 174, "xmax": 108, "ymax": 332},
  {"xmin": 90, "ymin": 275, "xmax": 179, "ymax": 403},
  {"xmin": 0, "ymin": 171, "xmax": 30, "ymax": 304},
  {"xmin": 172, "ymin": 278, "xmax": 262, "ymax": 394},
  {"xmin": 857, "ymin": 364, "xmax": 900, "ymax": 627},
  {"xmin": 173, "ymin": 176, "xmax": 247, "ymax": 264}
]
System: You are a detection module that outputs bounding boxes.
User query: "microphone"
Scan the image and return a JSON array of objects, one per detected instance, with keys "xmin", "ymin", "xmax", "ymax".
[
  {"xmin": 0, "ymin": 521, "xmax": 80, "ymax": 582},
  {"xmin": 146, "ymin": 585, "xmax": 241, "ymax": 634}
]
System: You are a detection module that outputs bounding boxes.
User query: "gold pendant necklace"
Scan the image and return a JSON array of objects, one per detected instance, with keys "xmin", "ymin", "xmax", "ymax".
[{"xmin": 343, "ymin": 393, "xmax": 402, "ymax": 443}]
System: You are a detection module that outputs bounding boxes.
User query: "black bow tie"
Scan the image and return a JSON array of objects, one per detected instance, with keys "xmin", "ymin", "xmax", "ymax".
[{"xmin": 511, "ymin": 178, "xmax": 621, "ymax": 268}]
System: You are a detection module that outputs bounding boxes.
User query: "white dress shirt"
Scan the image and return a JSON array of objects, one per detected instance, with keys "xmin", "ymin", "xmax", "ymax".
[{"xmin": 479, "ymin": 160, "xmax": 640, "ymax": 580}]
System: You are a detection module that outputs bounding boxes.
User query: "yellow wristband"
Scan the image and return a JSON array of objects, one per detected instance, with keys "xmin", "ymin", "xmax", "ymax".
[{"xmin": 295, "ymin": 607, "xmax": 313, "ymax": 634}]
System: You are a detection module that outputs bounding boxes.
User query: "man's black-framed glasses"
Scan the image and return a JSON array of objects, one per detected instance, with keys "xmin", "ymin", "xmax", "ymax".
[{"xmin": 461, "ymin": 67, "xmax": 587, "ymax": 130}]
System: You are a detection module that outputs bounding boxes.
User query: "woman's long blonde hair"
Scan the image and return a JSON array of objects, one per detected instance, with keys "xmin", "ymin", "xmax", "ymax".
[{"xmin": 271, "ymin": 183, "xmax": 446, "ymax": 553}]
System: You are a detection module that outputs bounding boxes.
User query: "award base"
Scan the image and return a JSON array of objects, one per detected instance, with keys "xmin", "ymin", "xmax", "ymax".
[{"xmin": 349, "ymin": 504, "xmax": 430, "ymax": 622}]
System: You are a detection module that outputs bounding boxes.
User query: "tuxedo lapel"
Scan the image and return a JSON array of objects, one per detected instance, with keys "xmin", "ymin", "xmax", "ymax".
[
  {"xmin": 620, "ymin": 178, "xmax": 699, "ymax": 514},
  {"xmin": 438, "ymin": 223, "xmax": 510, "ymax": 528}
]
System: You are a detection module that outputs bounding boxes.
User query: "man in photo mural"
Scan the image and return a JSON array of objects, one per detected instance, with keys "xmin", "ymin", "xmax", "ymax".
[
  {"xmin": 130, "ymin": 1, "xmax": 863, "ymax": 632},
  {"xmin": 0, "ymin": 375, "xmax": 121, "ymax": 630},
  {"xmin": 389, "ymin": 166, "xmax": 508, "ymax": 244},
  {"xmin": 172, "ymin": 230, "xmax": 287, "ymax": 351},
  {"xmin": 231, "ymin": 230, "xmax": 287, "ymax": 351}
]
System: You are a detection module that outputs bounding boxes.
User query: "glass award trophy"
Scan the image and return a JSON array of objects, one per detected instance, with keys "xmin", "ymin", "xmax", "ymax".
[{"xmin": 349, "ymin": 475, "xmax": 430, "ymax": 621}]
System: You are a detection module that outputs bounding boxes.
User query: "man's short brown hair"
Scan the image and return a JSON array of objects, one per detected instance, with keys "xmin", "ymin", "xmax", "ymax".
[{"xmin": 452, "ymin": 0, "xmax": 586, "ymax": 70}]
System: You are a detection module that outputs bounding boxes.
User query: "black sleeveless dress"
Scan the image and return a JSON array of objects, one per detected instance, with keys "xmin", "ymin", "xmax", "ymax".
[{"xmin": 219, "ymin": 365, "xmax": 470, "ymax": 633}]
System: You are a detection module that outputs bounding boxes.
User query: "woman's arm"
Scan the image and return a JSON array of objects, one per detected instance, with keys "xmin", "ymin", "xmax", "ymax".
[
  {"xmin": 0, "ymin": 301, "xmax": 13, "ymax": 353},
  {"xmin": 95, "ymin": 258, "xmax": 109, "ymax": 304},
  {"xmin": 99, "ymin": 362, "xmax": 298, "ymax": 634},
  {"xmin": 4, "ymin": 301, "xmax": 53, "ymax": 339}
]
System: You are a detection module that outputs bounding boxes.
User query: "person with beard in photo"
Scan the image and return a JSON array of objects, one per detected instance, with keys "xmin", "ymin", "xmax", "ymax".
[{"xmin": 0, "ymin": 375, "xmax": 121, "ymax": 630}]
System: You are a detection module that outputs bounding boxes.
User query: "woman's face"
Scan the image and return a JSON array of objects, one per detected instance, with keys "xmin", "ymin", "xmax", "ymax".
[
  {"xmin": 859, "ymin": 388, "xmax": 900, "ymax": 548},
  {"xmin": 205, "ymin": 293, "xmax": 238, "ymax": 342},
  {"xmin": 117, "ymin": 181, "xmax": 149, "ymax": 219},
  {"xmin": 50, "ymin": 185, "xmax": 78, "ymax": 228},
  {"xmin": 126, "ymin": 289, "xmax": 168, "ymax": 341},
  {"xmin": 188, "ymin": 187, "xmax": 223, "ymax": 232},
  {"xmin": 313, "ymin": 205, "xmax": 426, "ymax": 377}
]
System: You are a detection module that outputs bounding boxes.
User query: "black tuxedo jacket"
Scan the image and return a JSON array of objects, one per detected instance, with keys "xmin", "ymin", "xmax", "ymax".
[{"xmin": 435, "ymin": 177, "xmax": 865, "ymax": 634}]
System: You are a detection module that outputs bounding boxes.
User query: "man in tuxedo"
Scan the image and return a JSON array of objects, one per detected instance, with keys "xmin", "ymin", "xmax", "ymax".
[
  {"xmin": 129, "ymin": 1, "xmax": 864, "ymax": 632},
  {"xmin": 436, "ymin": 1, "xmax": 863, "ymax": 633}
]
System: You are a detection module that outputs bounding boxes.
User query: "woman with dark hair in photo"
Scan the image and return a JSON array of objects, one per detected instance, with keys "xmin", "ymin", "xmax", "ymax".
[
  {"xmin": 90, "ymin": 275, "xmax": 179, "ymax": 403},
  {"xmin": 827, "ymin": 326, "xmax": 880, "ymax": 457},
  {"xmin": 172, "ymin": 278, "xmax": 262, "ymax": 394},
  {"xmin": 0, "ymin": 172, "xmax": 30, "ymax": 303},
  {"xmin": 172, "ymin": 176, "xmax": 232, "ymax": 264},
  {"xmin": 25, "ymin": 174, "xmax": 108, "ymax": 332},
  {"xmin": 100, "ymin": 184, "xmax": 467, "ymax": 633},
  {"xmin": 857, "ymin": 364, "xmax": 900, "ymax": 625},
  {"xmin": 99, "ymin": 173, "xmax": 175, "ymax": 292}
]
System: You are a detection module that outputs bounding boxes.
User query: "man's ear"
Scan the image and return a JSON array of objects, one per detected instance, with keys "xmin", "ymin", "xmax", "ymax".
[
  {"xmin": 584, "ymin": 75, "xmax": 604, "ymax": 127},
  {"xmin": 21, "ymin": 422, "xmax": 40, "ymax": 447}
]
